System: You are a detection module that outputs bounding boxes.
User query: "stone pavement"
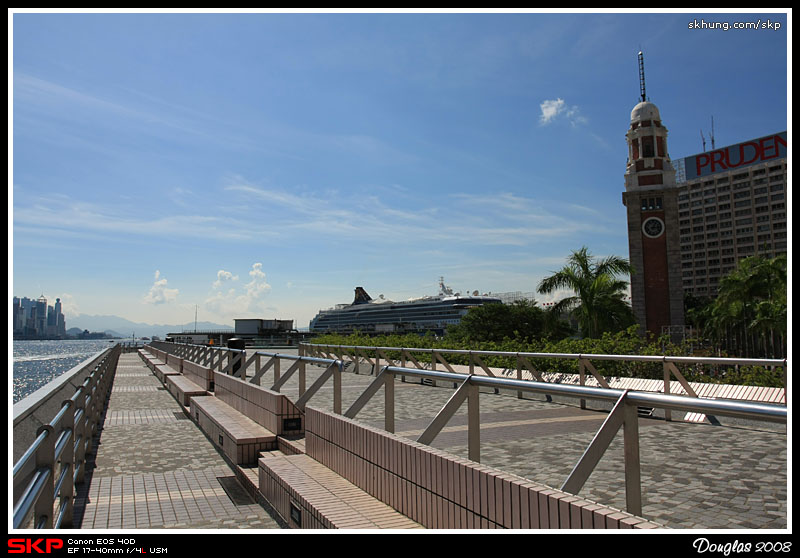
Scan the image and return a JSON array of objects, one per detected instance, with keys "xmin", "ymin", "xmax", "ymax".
[
  {"xmin": 73, "ymin": 353, "xmax": 281, "ymax": 529},
  {"xmin": 76, "ymin": 350, "xmax": 787, "ymax": 530}
]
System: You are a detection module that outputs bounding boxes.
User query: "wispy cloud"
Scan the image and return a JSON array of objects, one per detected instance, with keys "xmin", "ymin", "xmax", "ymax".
[
  {"xmin": 539, "ymin": 98, "xmax": 587, "ymax": 127},
  {"xmin": 13, "ymin": 197, "xmax": 259, "ymax": 242},
  {"xmin": 222, "ymin": 175, "xmax": 615, "ymax": 251}
]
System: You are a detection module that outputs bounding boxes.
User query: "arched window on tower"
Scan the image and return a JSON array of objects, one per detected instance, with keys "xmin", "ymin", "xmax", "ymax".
[{"xmin": 642, "ymin": 136, "xmax": 655, "ymax": 158}]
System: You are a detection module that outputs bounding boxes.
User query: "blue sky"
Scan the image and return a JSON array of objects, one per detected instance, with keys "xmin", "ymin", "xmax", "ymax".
[{"xmin": 10, "ymin": 9, "xmax": 790, "ymax": 330}]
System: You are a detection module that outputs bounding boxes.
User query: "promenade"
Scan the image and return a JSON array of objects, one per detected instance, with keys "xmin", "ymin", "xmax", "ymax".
[
  {"xmin": 73, "ymin": 349, "xmax": 787, "ymax": 530},
  {"xmin": 73, "ymin": 353, "xmax": 281, "ymax": 529}
]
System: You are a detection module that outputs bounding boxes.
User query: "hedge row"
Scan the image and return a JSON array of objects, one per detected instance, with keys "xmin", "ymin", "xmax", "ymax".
[{"xmin": 307, "ymin": 327, "xmax": 785, "ymax": 388}]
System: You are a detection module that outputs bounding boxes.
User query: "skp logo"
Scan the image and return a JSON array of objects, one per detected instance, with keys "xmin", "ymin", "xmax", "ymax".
[{"xmin": 8, "ymin": 539, "xmax": 64, "ymax": 554}]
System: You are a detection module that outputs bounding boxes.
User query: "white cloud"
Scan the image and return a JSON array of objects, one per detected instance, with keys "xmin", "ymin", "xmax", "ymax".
[
  {"xmin": 245, "ymin": 263, "xmax": 271, "ymax": 298},
  {"xmin": 204, "ymin": 263, "xmax": 273, "ymax": 320},
  {"xmin": 539, "ymin": 98, "xmax": 587, "ymax": 127},
  {"xmin": 143, "ymin": 270, "xmax": 179, "ymax": 305},
  {"xmin": 212, "ymin": 270, "xmax": 239, "ymax": 289},
  {"xmin": 539, "ymin": 98, "xmax": 566, "ymax": 125}
]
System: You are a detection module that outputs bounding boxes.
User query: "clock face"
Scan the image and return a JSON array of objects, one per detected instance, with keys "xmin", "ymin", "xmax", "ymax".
[{"xmin": 642, "ymin": 217, "xmax": 665, "ymax": 238}]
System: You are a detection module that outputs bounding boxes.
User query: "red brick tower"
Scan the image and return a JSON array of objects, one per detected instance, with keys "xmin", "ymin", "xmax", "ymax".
[{"xmin": 622, "ymin": 53, "xmax": 685, "ymax": 336}]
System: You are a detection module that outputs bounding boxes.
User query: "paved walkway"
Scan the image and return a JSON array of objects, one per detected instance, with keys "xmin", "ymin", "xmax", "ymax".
[
  {"xmin": 73, "ymin": 353, "xmax": 281, "ymax": 529},
  {"xmin": 76, "ymin": 350, "xmax": 787, "ymax": 530}
]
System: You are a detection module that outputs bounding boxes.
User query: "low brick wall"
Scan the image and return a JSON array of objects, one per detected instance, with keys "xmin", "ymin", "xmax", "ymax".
[
  {"xmin": 304, "ymin": 407, "xmax": 660, "ymax": 529},
  {"xmin": 165, "ymin": 353, "xmax": 183, "ymax": 373},
  {"xmin": 183, "ymin": 360, "xmax": 214, "ymax": 391},
  {"xmin": 166, "ymin": 375, "xmax": 207, "ymax": 407},
  {"xmin": 213, "ymin": 372, "xmax": 304, "ymax": 437},
  {"xmin": 191, "ymin": 397, "xmax": 276, "ymax": 465}
]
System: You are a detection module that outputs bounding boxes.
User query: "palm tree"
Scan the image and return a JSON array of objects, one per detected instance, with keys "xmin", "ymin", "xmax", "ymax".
[
  {"xmin": 709, "ymin": 254, "xmax": 786, "ymax": 358},
  {"xmin": 537, "ymin": 247, "xmax": 635, "ymax": 338}
]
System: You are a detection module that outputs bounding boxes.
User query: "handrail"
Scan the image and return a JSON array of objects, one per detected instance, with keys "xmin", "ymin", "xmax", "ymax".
[
  {"xmin": 352, "ymin": 364, "xmax": 787, "ymax": 516},
  {"xmin": 243, "ymin": 350, "xmax": 344, "ymax": 413},
  {"xmin": 148, "ymin": 342, "xmax": 345, "ymax": 413},
  {"xmin": 301, "ymin": 342, "xmax": 787, "ymax": 420},
  {"xmin": 12, "ymin": 344, "xmax": 120, "ymax": 529},
  {"xmin": 302, "ymin": 342, "xmax": 787, "ymax": 367}
]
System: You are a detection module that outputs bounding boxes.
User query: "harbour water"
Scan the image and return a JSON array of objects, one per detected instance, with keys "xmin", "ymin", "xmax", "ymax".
[{"xmin": 11, "ymin": 339, "xmax": 118, "ymax": 404}]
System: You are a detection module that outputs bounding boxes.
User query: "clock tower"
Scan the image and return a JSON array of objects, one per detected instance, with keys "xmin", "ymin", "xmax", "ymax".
[{"xmin": 622, "ymin": 53, "xmax": 684, "ymax": 336}]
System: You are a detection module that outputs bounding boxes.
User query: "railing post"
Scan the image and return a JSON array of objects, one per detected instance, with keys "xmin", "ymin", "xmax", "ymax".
[
  {"xmin": 334, "ymin": 361, "xmax": 342, "ymax": 415},
  {"xmin": 623, "ymin": 397, "xmax": 643, "ymax": 517},
  {"xmin": 663, "ymin": 360, "xmax": 673, "ymax": 422},
  {"xmin": 57, "ymin": 399, "xmax": 76, "ymax": 527},
  {"xmin": 34, "ymin": 424, "xmax": 56, "ymax": 529},
  {"xmin": 385, "ymin": 367, "xmax": 395, "ymax": 433},
  {"xmin": 73, "ymin": 385, "xmax": 88, "ymax": 484},
  {"xmin": 578, "ymin": 358, "xmax": 587, "ymax": 410},
  {"xmin": 298, "ymin": 346, "xmax": 306, "ymax": 396},
  {"xmin": 467, "ymin": 381, "xmax": 480, "ymax": 463}
]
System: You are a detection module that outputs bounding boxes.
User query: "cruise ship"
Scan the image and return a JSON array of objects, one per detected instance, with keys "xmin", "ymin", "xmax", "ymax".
[{"xmin": 309, "ymin": 278, "xmax": 502, "ymax": 335}]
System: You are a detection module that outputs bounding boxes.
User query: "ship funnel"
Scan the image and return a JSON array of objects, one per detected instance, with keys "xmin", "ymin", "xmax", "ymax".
[{"xmin": 353, "ymin": 287, "xmax": 373, "ymax": 305}]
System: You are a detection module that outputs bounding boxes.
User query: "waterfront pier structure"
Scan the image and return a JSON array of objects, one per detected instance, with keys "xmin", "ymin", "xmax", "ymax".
[{"xmin": 12, "ymin": 342, "xmax": 787, "ymax": 530}]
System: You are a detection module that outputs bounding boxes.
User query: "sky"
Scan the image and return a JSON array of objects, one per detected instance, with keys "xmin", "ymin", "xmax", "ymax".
[{"xmin": 9, "ymin": 9, "xmax": 791, "ymax": 331}]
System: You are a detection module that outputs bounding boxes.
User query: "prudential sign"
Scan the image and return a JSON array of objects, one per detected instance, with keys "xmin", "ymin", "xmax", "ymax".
[{"xmin": 681, "ymin": 131, "xmax": 786, "ymax": 180}]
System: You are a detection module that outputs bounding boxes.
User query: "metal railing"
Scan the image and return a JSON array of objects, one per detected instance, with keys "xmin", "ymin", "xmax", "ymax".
[
  {"xmin": 12, "ymin": 345, "xmax": 121, "ymax": 529},
  {"xmin": 301, "ymin": 343, "xmax": 787, "ymax": 418},
  {"xmin": 147, "ymin": 341, "xmax": 344, "ymax": 413},
  {"xmin": 244, "ymin": 351, "xmax": 344, "ymax": 413},
  {"xmin": 345, "ymin": 364, "xmax": 787, "ymax": 517},
  {"xmin": 149, "ymin": 340, "xmax": 246, "ymax": 376},
  {"xmin": 148, "ymin": 340, "xmax": 787, "ymax": 518}
]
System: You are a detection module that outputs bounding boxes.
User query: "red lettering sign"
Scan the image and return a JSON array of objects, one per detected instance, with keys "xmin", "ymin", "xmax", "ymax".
[
  {"xmin": 8, "ymin": 539, "xmax": 64, "ymax": 554},
  {"xmin": 689, "ymin": 132, "xmax": 786, "ymax": 179}
]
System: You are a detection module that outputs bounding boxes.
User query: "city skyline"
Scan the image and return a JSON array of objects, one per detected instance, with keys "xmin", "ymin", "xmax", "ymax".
[
  {"xmin": 13, "ymin": 294, "xmax": 68, "ymax": 338},
  {"xmin": 10, "ymin": 10, "xmax": 790, "ymax": 328}
]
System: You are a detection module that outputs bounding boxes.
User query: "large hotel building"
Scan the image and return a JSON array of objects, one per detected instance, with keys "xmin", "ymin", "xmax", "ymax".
[
  {"xmin": 622, "ymin": 61, "xmax": 787, "ymax": 336},
  {"xmin": 673, "ymin": 132, "xmax": 787, "ymax": 299}
]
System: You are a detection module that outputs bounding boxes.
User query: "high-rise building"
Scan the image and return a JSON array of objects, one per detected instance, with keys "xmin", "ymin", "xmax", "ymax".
[
  {"xmin": 673, "ymin": 132, "xmax": 787, "ymax": 298},
  {"xmin": 55, "ymin": 298, "xmax": 66, "ymax": 337}
]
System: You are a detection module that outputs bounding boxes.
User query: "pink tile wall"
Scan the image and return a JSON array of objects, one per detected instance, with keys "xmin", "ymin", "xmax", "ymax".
[
  {"xmin": 304, "ymin": 407, "xmax": 658, "ymax": 529},
  {"xmin": 213, "ymin": 372, "xmax": 303, "ymax": 436}
]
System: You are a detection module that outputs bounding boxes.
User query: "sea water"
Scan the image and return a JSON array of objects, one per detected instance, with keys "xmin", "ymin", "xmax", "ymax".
[{"xmin": 11, "ymin": 339, "xmax": 118, "ymax": 404}]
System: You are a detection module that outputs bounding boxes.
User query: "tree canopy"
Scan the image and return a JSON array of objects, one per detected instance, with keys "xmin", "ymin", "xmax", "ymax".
[
  {"xmin": 688, "ymin": 254, "xmax": 787, "ymax": 358},
  {"xmin": 537, "ymin": 246, "xmax": 635, "ymax": 338},
  {"xmin": 446, "ymin": 298, "xmax": 572, "ymax": 343}
]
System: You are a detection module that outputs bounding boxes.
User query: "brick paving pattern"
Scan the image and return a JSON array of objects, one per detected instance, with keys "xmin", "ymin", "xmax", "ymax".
[{"xmin": 74, "ymin": 353, "xmax": 280, "ymax": 529}]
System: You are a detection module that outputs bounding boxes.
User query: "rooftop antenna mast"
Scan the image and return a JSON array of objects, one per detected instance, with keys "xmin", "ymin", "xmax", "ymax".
[
  {"xmin": 638, "ymin": 51, "xmax": 647, "ymax": 102},
  {"xmin": 701, "ymin": 129, "xmax": 706, "ymax": 152},
  {"xmin": 710, "ymin": 116, "xmax": 716, "ymax": 150}
]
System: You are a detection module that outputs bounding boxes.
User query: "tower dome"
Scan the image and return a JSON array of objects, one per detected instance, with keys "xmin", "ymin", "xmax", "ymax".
[{"xmin": 631, "ymin": 101, "xmax": 661, "ymax": 123}]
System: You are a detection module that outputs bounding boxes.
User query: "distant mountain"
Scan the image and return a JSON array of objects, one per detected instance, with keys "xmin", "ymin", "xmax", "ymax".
[{"xmin": 67, "ymin": 314, "xmax": 233, "ymax": 340}]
